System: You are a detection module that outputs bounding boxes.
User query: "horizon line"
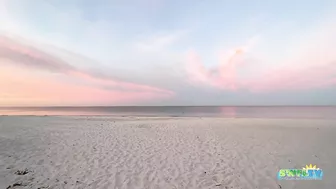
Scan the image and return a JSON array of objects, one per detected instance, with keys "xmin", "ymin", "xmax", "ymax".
[{"xmin": 1, "ymin": 105, "xmax": 336, "ymax": 108}]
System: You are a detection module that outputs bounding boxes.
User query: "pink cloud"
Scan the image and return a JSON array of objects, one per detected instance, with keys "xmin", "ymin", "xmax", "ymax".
[
  {"xmin": 185, "ymin": 50, "xmax": 336, "ymax": 92},
  {"xmin": 245, "ymin": 62, "xmax": 336, "ymax": 92},
  {"xmin": 0, "ymin": 69, "xmax": 172, "ymax": 106},
  {"xmin": 186, "ymin": 48, "xmax": 244, "ymax": 90},
  {"xmin": 0, "ymin": 36, "xmax": 75, "ymax": 72},
  {"xmin": 0, "ymin": 35, "xmax": 174, "ymax": 106},
  {"xmin": 0, "ymin": 35, "xmax": 174, "ymax": 95},
  {"xmin": 185, "ymin": 18, "xmax": 336, "ymax": 93}
]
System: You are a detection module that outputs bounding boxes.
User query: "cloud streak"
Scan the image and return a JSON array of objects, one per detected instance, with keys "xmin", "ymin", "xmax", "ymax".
[
  {"xmin": 0, "ymin": 34, "xmax": 174, "ymax": 95},
  {"xmin": 0, "ymin": 35, "xmax": 76, "ymax": 72},
  {"xmin": 135, "ymin": 30, "xmax": 188, "ymax": 52},
  {"xmin": 0, "ymin": 34, "xmax": 175, "ymax": 106}
]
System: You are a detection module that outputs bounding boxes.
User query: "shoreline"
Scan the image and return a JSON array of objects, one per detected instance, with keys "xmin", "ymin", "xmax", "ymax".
[{"xmin": 1, "ymin": 114, "xmax": 336, "ymax": 121}]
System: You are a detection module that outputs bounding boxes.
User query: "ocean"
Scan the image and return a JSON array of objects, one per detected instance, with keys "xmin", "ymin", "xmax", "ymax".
[{"xmin": 1, "ymin": 106, "xmax": 336, "ymax": 119}]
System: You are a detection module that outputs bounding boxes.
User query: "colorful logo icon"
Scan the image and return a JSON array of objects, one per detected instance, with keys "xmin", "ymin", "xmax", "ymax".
[{"xmin": 277, "ymin": 164, "xmax": 323, "ymax": 180}]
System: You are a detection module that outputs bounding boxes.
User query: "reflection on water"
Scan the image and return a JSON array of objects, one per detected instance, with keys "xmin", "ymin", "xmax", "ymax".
[
  {"xmin": 220, "ymin": 106, "xmax": 236, "ymax": 117},
  {"xmin": 0, "ymin": 106, "xmax": 336, "ymax": 119}
]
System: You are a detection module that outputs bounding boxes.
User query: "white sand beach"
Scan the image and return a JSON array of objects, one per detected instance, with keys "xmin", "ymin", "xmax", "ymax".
[{"xmin": 0, "ymin": 116, "xmax": 335, "ymax": 189}]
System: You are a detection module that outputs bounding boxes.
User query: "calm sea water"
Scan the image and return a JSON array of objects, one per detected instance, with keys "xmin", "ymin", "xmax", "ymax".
[{"xmin": 1, "ymin": 106, "xmax": 336, "ymax": 119}]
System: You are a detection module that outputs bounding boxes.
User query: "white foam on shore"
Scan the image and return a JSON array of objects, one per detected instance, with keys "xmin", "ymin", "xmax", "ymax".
[{"xmin": 0, "ymin": 116, "xmax": 335, "ymax": 189}]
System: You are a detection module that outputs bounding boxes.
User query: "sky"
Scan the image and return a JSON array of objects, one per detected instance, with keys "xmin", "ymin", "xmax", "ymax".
[{"xmin": 0, "ymin": 0, "xmax": 336, "ymax": 106}]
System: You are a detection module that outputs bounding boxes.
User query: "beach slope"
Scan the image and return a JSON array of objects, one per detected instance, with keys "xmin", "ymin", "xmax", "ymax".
[{"xmin": 0, "ymin": 116, "xmax": 335, "ymax": 189}]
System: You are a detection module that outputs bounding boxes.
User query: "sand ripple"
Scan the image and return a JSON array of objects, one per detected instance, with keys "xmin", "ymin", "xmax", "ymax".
[{"xmin": 0, "ymin": 116, "xmax": 335, "ymax": 189}]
